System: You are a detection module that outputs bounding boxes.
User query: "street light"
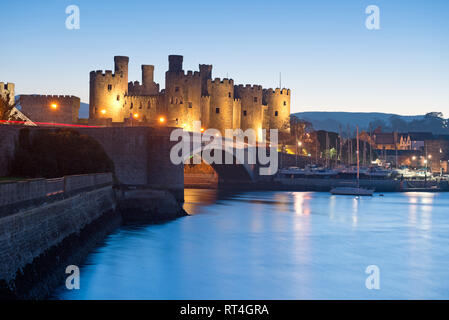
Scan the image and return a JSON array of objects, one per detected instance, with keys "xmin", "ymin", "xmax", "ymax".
[
  {"xmin": 50, "ymin": 103, "xmax": 58, "ymax": 110},
  {"xmin": 159, "ymin": 117, "xmax": 165, "ymax": 124},
  {"xmin": 101, "ymin": 109, "xmax": 107, "ymax": 115}
]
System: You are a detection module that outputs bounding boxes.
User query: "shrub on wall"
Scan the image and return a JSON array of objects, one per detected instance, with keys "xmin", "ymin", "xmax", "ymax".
[{"xmin": 9, "ymin": 128, "xmax": 114, "ymax": 179}]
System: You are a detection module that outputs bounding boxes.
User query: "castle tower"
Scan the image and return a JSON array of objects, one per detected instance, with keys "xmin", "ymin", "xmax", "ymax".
[
  {"xmin": 235, "ymin": 84, "xmax": 264, "ymax": 140},
  {"xmin": 208, "ymin": 78, "xmax": 234, "ymax": 134},
  {"xmin": 114, "ymin": 56, "xmax": 129, "ymax": 81},
  {"xmin": 263, "ymin": 88, "xmax": 291, "ymax": 132},
  {"xmin": 168, "ymin": 55, "xmax": 183, "ymax": 72},
  {"xmin": 89, "ymin": 56, "xmax": 129, "ymax": 122},
  {"xmin": 141, "ymin": 65, "xmax": 159, "ymax": 95},
  {"xmin": 199, "ymin": 64, "xmax": 212, "ymax": 96},
  {"xmin": 165, "ymin": 55, "xmax": 201, "ymax": 129}
]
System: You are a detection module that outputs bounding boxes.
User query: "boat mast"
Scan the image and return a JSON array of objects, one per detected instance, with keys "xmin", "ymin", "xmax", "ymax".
[{"xmin": 357, "ymin": 126, "xmax": 360, "ymax": 187}]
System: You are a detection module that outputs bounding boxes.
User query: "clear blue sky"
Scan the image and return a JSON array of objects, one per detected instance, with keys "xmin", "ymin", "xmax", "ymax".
[{"xmin": 1, "ymin": 0, "xmax": 448, "ymax": 115}]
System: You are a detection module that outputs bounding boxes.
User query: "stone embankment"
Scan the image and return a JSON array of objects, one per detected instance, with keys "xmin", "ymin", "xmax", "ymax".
[{"xmin": 0, "ymin": 173, "xmax": 186, "ymax": 299}]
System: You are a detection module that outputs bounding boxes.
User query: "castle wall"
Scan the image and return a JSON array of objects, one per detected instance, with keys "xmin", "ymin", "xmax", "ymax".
[
  {"xmin": 200, "ymin": 95, "xmax": 211, "ymax": 129},
  {"xmin": 19, "ymin": 95, "xmax": 80, "ymax": 124},
  {"xmin": 123, "ymin": 95, "xmax": 162, "ymax": 123},
  {"xmin": 0, "ymin": 82, "xmax": 15, "ymax": 105},
  {"xmin": 263, "ymin": 88, "xmax": 291, "ymax": 133},
  {"xmin": 232, "ymin": 99, "xmax": 242, "ymax": 130},
  {"xmin": 207, "ymin": 78, "xmax": 234, "ymax": 134}
]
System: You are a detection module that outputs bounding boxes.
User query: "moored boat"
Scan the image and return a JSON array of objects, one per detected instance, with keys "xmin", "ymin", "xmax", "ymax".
[{"xmin": 330, "ymin": 186, "xmax": 374, "ymax": 196}]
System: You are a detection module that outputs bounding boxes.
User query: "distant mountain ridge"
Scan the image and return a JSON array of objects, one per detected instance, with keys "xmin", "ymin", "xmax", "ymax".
[{"xmin": 292, "ymin": 111, "xmax": 426, "ymax": 133}]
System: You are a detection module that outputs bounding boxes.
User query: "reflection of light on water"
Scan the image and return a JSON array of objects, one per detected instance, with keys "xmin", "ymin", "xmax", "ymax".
[
  {"xmin": 406, "ymin": 193, "xmax": 434, "ymax": 230},
  {"xmin": 293, "ymin": 192, "xmax": 311, "ymax": 216},
  {"xmin": 352, "ymin": 198, "xmax": 359, "ymax": 227},
  {"xmin": 329, "ymin": 196, "xmax": 336, "ymax": 219}
]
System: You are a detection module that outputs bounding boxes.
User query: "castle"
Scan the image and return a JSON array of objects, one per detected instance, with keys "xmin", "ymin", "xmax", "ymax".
[{"xmin": 89, "ymin": 55, "xmax": 291, "ymax": 138}]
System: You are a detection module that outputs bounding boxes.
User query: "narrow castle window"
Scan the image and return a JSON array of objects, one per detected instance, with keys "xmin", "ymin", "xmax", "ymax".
[
  {"xmin": 243, "ymin": 110, "xmax": 247, "ymax": 116},
  {"xmin": 188, "ymin": 102, "xmax": 192, "ymax": 109},
  {"xmin": 254, "ymin": 97, "xmax": 258, "ymax": 103},
  {"xmin": 228, "ymin": 92, "xmax": 231, "ymax": 98},
  {"xmin": 108, "ymin": 84, "xmax": 112, "ymax": 91},
  {"xmin": 216, "ymin": 108, "xmax": 220, "ymax": 114},
  {"xmin": 139, "ymin": 103, "xmax": 142, "ymax": 109},
  {"xmin": 284, "ymin": 101, "xmax": 287, "ymax": 106},
  {"xmin": 130, "ymin": 103, "xmax": 133, "ymax": 109},
  {"xmin": 175, "ymin": 87, "xmax": 180, "ymax": 92},
  {"xmin": 117, "ymin": 95, "xmax": 120, "ymax": 101},
  {"xmin": 275, "ymin": 111, "xmax": 279, "ymax": 117}
]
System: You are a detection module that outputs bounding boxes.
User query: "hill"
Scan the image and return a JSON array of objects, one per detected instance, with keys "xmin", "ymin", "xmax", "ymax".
[{"xmin": 292, "ymin": 111, "xmax": 426, "ymax": 133}]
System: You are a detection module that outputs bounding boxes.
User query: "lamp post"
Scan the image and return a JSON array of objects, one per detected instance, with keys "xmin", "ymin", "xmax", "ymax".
[{"xmin": 50, "ymin": 103, "xmax": 58, "ymax": 127}]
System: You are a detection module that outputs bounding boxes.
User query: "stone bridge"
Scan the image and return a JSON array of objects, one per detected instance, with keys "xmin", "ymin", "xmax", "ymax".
[{"xmin": 1, "ymin": 125, "xmax": 276, "ymax": 202}]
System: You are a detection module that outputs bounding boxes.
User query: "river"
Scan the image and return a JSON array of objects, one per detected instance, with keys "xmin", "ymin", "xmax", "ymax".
[{"xmin": 54, "ymin": 189, "xmax": 449, "ymax": 299}]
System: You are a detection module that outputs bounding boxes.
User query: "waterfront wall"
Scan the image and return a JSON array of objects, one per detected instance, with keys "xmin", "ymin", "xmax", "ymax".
[
  {"xmin": 0, "ymin": 173, "xmax": 116, "ymax": 299},
  {"xmin": 0, "ymin": 184, "xmax": 116, "ymax": 284},
  {"xmin": 0, "ymin": 173, "xmax": 112, "ymax": 210}
]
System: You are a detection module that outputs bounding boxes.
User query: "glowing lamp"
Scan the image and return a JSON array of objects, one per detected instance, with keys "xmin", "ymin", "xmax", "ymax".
[
  {"xmin": 133, "ymin": 113, "xmax": 139, "ymax": 119},
  {"xmin": 101, "ymin": 109, "xmax": 107, "ymax": 115},
  {"xmin": 201, "ymin": 128, "xmax": 205, "ymax": 133},
  {"xmin": 159, "ymin": 117, "xmax": 165, "ymax": 123},
  {"xmin": 50, "ymin": 103, "xmax": 58, "ymax": 110}
]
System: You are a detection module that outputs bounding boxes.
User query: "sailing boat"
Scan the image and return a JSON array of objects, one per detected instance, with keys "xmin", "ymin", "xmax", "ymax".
[{"xmin": 330, "ymin": 126, "xmax": 374, "ymax": 196}]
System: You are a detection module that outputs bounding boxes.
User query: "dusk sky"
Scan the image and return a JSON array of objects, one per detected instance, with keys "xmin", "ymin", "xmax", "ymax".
[{"xmin": 1, "ymin": 0, "xmax": 448, "ymax": 115}]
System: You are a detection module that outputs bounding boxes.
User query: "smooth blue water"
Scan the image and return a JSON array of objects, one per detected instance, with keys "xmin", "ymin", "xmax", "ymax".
[{"xmin": 55, "ymin": 190, "xmax": 449, "ymax": 299}]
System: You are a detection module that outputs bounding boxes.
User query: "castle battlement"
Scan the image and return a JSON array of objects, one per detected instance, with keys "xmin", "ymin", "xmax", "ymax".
[
  {"xmin": 20, "ymin": 94, "xmax": 80, "ymax": 101},
  {"xmin": 210, "ymin": 78, "xmax": 234, "ymax": 86},
  {"xmin": 235, "ymin": 84, "xmax": 262, "ymax": 91},
  {"xmin": 90, "ymin": 70, "xmax": 117, "ymax": 80},
  {"xmin": 263, "ymin": 88, "xmax": 291, "ymax": 96},
  {"xmin": 184, "ymin": 70, "xmax": 201, "ymax": 78}
]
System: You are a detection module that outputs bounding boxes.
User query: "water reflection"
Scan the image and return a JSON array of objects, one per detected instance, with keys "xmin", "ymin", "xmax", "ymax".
[{"xmin": 54, "ymin": 190, "xmax": 449, "ymax": 300}]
